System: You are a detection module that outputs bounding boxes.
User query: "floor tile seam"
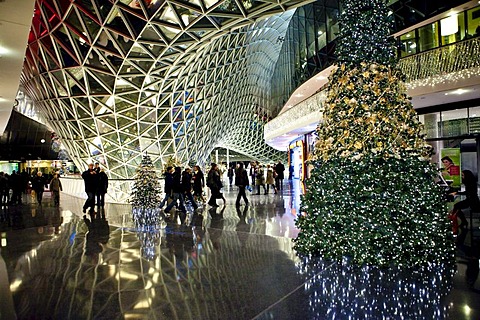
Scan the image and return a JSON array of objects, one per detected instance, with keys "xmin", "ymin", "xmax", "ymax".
[{"xmin": 250, "ymin": 261, "xmax": 337, "ymax": 320}]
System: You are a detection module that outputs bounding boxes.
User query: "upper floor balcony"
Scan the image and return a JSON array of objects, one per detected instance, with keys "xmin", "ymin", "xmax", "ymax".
[{"xmin": 265, "ymin": 36, "xmax": 480, "ymax": 149}]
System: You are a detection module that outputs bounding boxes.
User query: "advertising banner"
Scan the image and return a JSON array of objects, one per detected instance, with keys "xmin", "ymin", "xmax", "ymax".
[{"xmin": 440, "ymin": 148, "xmax": 461, "ymax": 187}]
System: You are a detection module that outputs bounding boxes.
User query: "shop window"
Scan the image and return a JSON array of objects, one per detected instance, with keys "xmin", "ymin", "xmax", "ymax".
[
  {"xmin": 418, "ymin": 22, "xmax": 439, "ymax": 51},
  {"xmin": 441, "ymin": 109, "xmax": 468, "ymax": 137},
  {"xmin": 468, "ymin": 106, "xmax": 480, "ymax": 133},
  {"xmin": 441, "ymin": 13, "xmax": 466, "ymax": 45},
  {"xmin": 420, "ymin": 113, "xmax": 440, "ymax": 139},
  {"xmin": 467, "ymin": 6, "xmax": 480, "ymax": 38},
  {"xmin": 399, "ymin": 30, "xmax": 417, "ymax": 57}
]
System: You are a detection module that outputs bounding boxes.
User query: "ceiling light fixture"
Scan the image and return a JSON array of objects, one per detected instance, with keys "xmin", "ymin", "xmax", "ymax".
[{"xmin": 444, "ymin": 88, "xmax": 471, "ymax": 95}]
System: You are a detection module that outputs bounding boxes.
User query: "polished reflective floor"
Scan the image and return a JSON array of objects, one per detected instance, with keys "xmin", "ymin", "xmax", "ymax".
[{"xmin": 0, "ymin": 180, "xmax": 479, "ymax": 319}]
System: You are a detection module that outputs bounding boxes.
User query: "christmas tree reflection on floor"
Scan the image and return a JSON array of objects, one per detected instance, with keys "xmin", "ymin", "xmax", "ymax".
[{"xmin": 297, "ymin": 256, "xmax": 454, "ymax": 319}]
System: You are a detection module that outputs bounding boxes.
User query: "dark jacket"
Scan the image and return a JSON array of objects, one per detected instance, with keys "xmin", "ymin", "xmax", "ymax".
[
  {"xmin": 171, "ymin": 170, "xmax": 183, "ymax": 193},
  {"xmin": 274, "ymin": 163, "xmax": 285, "ymax": 179},
  {"xmin": 182, "ymin": 171, "xmax": 193, "ymax": 192},
  {"xmin": 193, "ymin": 170, "xmax": 204, "ymax": 191},
  {"xmin": 164, "ymin": 172, "xmax": 174, "ymax": 195},
  {"xmin": 82, "ymin": 169, "xmax": 99, "ymax": 193},
  {"xmin": 207, "ymin": 169, "xmax": 222, "ymax": 189},
  {"xmin": 31, "ymin": 175, "xmax": 47, "ymax": 192},
  {"xmin": 96, "ymin": 171, "xmax": 108, "ymax": 194},
  {"xmin": 235, "ymin": 168, "xmax": 249, "ymax": 187}
]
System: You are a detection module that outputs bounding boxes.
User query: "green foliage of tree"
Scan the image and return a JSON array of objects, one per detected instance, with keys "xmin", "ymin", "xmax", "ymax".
[
  {"xmin": 294, "ymin": 0, "xmax": 455, "ymax": 267},
  {"xmin": 131, "ymin": 154, "xmax": 162, "ymax": 208}
]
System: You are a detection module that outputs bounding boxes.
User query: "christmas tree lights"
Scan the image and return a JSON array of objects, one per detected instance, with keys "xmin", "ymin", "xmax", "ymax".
[
  {"xmin": 294, "ymin": 0, "xmax": 455, "ymax": 267},
  {"xmin": 131, "ymin": 154, "xmax": 163, "ymax": 229}
]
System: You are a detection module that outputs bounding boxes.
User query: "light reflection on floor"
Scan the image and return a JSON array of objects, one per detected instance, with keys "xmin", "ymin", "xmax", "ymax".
[{"xmin": 0, "ymin": 180, "xmax": 478, "ymax": 319}]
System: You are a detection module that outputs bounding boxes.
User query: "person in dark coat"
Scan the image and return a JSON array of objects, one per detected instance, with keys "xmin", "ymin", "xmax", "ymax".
[
  {"xmin": 274, "ymin": 160, "xmax": 285, "ymax": 191},
  {"xmin": 182, "ymin": 167, "xmax": 198, "ymax": 210},
  {"xmin": 96, "ymin": 169, "xmax": 108, "ymax": 209},
  {"xmin": 160, "ymin": 166, "xmax": 174, "ymax": 208},
  {"xmin": 235, "ymin": 163, "xmax": 249, "ymax": 206},
  {"xmin": 0, "ymin": 172, "xmax": 8, "ymax": 206},
  {"xmin": 164, "ymin": 167, "xmax": 186, "ymax": 214},
  {"xmin": 449, "ymin": 170, "xmax": 480, "ymax": 245},
  {"xmin": 31, "ymin": 171, "xmax": 47, "ymax": 205},
  {"xmin": 192, "ymin": 165, "xmax": 205, "ymax": 203},
  {"xmin": 207, "ymin": 163, "xmax": 225, "ymax": 207},
  {"xmin": 82, "ymin": 163, "xmax": 99, "ymax": 213}
]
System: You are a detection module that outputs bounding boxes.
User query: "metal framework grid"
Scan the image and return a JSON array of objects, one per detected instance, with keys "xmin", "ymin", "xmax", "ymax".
[{"xmin": 21, "ymin": 0, "xmax": 312, "ymax": 189}]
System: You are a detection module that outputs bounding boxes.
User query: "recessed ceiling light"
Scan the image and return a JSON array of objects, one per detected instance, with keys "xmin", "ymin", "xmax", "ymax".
[
  {"xmin": 295, "ymin": 93, "xmax": 304, "ymax": 98},
  {"xmin": 445, "ymin": 88, "xmax": 471, "ymax": 95},
  {"xmin": 316, "ymin": 75, "xmax": 327, "ymax": 81},
  {"xmin": 0, "ymin": 45, "xmax": 9, "ymax": 56}
]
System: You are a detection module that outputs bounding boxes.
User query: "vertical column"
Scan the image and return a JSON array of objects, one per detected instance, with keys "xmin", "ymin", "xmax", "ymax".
[
  {"xmin": 227, "ymin": 148, "xmax": 230, "ymax": 168},
  {"xmin": 476, "ymin": 137, "xmax": 480, "ymax": 184},
  {"xmin": 215, "ymin": 149, "xmax": 219, "ymax": 164},
  {"xmin": 423, "ymin": 113, "xmax": 442, "ymax": 165}
]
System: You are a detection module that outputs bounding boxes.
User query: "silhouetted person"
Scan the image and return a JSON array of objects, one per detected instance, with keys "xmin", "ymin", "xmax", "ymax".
[
  {"xmin": 275, "ymin": 160, "xmax": 285, "ymax": 191},
  {"xmin": 0, "ymin": 172, "xmax": 8, "ymax": 206},
  {"xmin": 164, "ymin": 167, "xmax": 187, "ymax": 214},
  {"xmin": 49, "ymin": 173, "xmax": 63, "ymax": 206},
  {"xmin": 96, "ymin": 168, "xmax": 108, "ymax": 209},
  {"xmin": 31, "ymin": 172, "xmax": 47, "ymax": 205},
  {"xmin": 9, "ymin": 171, "xmax": 23, "ymax": 205},
  {"xmin": 207, "ymin": 163, "xmax": 225, "ymax": 207},
  {"xmin": 235, "ymin": 162, "xmax": 249, "ymax": 206},
  {"xmin": 82, "ymin": 164, "xmax": 99, "ymax": 214}
]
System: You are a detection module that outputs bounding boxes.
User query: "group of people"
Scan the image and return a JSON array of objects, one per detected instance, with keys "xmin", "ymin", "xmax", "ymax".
[
  {"xmin": 158, "ymin": 160, "xmax": 286, "ymax": 212},
  {"xmin": 0, "ymin": 170, "xmax": 63, "ymax": 206},
  {"xmin": 82, "ymin": 163, "xmax": 109, "ymax": 214}
]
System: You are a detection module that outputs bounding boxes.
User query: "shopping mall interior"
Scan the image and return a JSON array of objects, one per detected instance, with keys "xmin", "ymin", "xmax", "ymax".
[{"xmin": 1, "ymin": 0, "xmax": 480, "ymax": 319}]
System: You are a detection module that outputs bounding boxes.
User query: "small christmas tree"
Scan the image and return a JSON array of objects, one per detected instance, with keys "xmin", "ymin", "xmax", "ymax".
[
  {"xmin": 131, "ymin": 154, "xmax": 163, "ymax": 228},
  {"xmin": 294, "ymin": 0, "xmax": 455, "ymax": 267},
  {"xmin": 131, "ymin": 154, "xmax": 162, "ymax": 208}
]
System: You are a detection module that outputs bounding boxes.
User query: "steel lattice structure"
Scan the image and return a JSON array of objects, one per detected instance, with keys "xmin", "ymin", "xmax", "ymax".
[{"xmin": 21, "ymin": 0, "xmax": 311, "ymax": 185}]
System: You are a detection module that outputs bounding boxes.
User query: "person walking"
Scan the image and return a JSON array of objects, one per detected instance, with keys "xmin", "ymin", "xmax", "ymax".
[
  {"xmin": 274, "ymin": 160, "xmax": 285, "ymax": 191},
  {"xmin": 192, "ymin": 165, "xmax": 205, "ymax": 203},
  {"xmin": 182, "ymin": 167, "xmax": 198, "ymax": 210},
  {"xmin": 49, "ymin": 173, "xmax": 63, "ymax": 206},
  {"xmin": 235, "ymin": 163, "xmax": 249, "ymax": 206},
  {"xmin": 164, "ymin": 167, "xmax": 187, "ymax": 214},
  {"xmin": 31, "ymin": 171, "xmax": 47, "ymax": 205},
  {"xmin": 207, "ymin": 163, "xmax": 225, "ymax": 207},
  {"xmin": 82, "ymin": 163, "xmax": 99, "ymax": 214},
  {"xmin": 266, "ymin": 164, "xmax": 277, "ymax": 194},
  {"xmin": 96, "ymin": 168, "xmax": 108, "ymax": 209},
  {"xmin": 255, "ymin": 164, "xmax": 267, "ymax": 195},
  {"xmin": 159, "ymin": 166, "xmax": 174, "ymax": 208}
]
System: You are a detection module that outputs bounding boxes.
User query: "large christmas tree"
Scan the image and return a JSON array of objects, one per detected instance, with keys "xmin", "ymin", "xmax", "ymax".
[{"xmin": 294, "ymin": 0, "xmax": 455, "ymax": 267}]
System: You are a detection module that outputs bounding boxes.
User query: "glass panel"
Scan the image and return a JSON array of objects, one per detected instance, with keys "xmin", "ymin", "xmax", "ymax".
[
  {"xmin": 421, "ymin": 113, "xmax": 440, "ymax": 139},
  {"xmin": 468, "ymin": 106, "xmax": 480, "ymax": 133},
  {"xmin": 467, "ymin": 6, "xmax": 480, "ymax": 38},
  {"xmin": 418, "ymin": 22, "xmax": 439, "ymax": 51},
  {"xmin": 441, "ymin": 13, "xmax": 465, "ymax": 45},
  {"xmin": 441, "ymin": 109, "xmax": 468, "ymax": 137},
  {"xmin": 326, "ymin": 7, "xmax": 339, "ymax": 41},
  {"xmin": 399, "ymin": 30, "xmax": 417, "ymax": 57}
]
